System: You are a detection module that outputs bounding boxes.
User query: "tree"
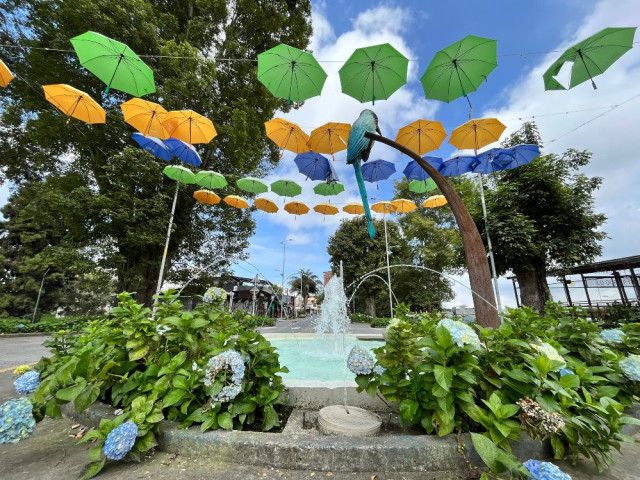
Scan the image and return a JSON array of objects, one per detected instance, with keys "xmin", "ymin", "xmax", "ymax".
[
  {"xmin": 289, "ymin": 269, "xmax": 320, "ymax": 312},
  {"xmin": 0, "ymin": 0, "xmax": 312, "ymax": 305},
  {"xmin": 471, "ymin": 122, "xmax": 606, "ymax": 313}
]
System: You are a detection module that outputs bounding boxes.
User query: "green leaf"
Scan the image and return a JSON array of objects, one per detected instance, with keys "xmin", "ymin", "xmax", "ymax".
[
  {"xmin": 172, "ymin": 375, "xmax": 189, "ymax": 391},
  {"xmin": 135, "ymin": 431, "xmax": 158, "ymax": 453},
  {"xmin": 162, "ymin": 389, "xmax": 187, "ymax": 407},
  {"xmin": 499, "ymin": 404, "xmax": 520, "ymax": 419},
  {"xmin": 471, "ymin": 433, "xmax": 503, "ymax": 473},
  {"xmin": 88, "ymin": 445, "xmax": 103, "ymax": 461},
  {"xmin": 169, "ymin": 351, "xmax": 187, "ymax": 370},
  {"xmin": 79, "ymin": 458, "xmax": 106, "ymax": 480},
  {"xmin": 45, "ymin": 401, "xmax": 62, "ymax": 419},
  {"xmin": 55, "ymin": 378, "xmax": 87, "ymax": 402},
  {"xmin": 262, "ymin": 404, "xmax": 278, "ymax": 431},
  {"xmin": 74, "ymin": 384, "xmax": 101, "ymax": 413},
  {"xmin": 504, "ymin": 369, "xmax": 531, "ymax": 383},
  {"xmin": 218, "ymin": 411, "xmax": 233, "ymax": 430},
  {"xmin": 551, "ymin": 434, "xmax": 565, "ymax": 459},
  {"xmin": 129, "ymin": 345, "xmax": 150, "ymax": 361},
  {"xmin": 434, "ymin": 365, "xmax": 453, "ymax": 391},
  {"xmin": 559, "ymin": 374, "xmax": 580, "ymax": 389},
  {"xmin": 399, "ymin": 399, "xmax": 419, "ymax": 420}
]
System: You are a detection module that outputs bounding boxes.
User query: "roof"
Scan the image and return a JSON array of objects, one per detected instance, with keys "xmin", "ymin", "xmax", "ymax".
[{"xmin": 562, "ymin": 255, "xmax": 640, "ymax": 275}]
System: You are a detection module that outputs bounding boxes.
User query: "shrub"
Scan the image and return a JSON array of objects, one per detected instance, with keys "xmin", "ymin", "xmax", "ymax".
[
  {"xmin": 349, "ymin": 312, "xmax": 371, "ymax": 323},
  {"xmin": 0, "ymin": 315, "xmax": 102, "ymax": 334}
]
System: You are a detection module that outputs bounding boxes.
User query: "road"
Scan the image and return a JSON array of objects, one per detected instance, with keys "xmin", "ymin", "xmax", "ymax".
[{"xmin": 0, "ymin": 334, "xmax": 50, "ymax": 372}]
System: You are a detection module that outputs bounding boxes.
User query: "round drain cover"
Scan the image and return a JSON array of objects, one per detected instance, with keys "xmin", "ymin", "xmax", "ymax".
[{"xmin": 318, "ymin": 405, "xmax": 382, "ymax": 437}]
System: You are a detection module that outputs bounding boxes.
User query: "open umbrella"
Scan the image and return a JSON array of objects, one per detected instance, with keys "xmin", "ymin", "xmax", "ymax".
[
  {"xmin": 371, "ymin": 201, "xmax": 397, "ymax": 214},
  {"xmin": 441, "ymin": 154, "xmax": 477, "ymax": 177},
  {"xmin": 43, "ymin": 84, "xmax": 106, "ymax": 124},
  {"xmin": 343, "ymin": 203, "xmax": 365, "ymax": 215},
  {"xmin": 391, "ymin": 199, "xmax": 417, "ymax": 213},
  {"xmin": 409, "ymin": 179, "xmax": 437, "ymax": 194},
  {"xmin": 395, "ymin": 120, "xmax": 447, "ymax": 156},
  {"xmin": 313, "ymin": 203, "xmax": 339, "ymax": 216},
  {"xmin": 473, "ymin": 148, "xmax": 511, "ymax": 174},
  {"xmin": 193, "ymin": 190, "xmax": 221, "ymax": 205},
  {"xmin": 163, "ymin": 110, "xmax": 216, "ymax": 145},
  {"xmin": 70, "ymin": 31, "xmax": 155, "ymax": 96},
  {"xmin": 120, "ymin": 98, "xmax": 168, "ymax": 139},
  {"xmin": 237, "ymin": 177, "xmax": 269, "ymax": 194},
  {"xmin": 294, "ymin": 151, "xmax": 331, "ymax": 181},
  {"xmin": 271, "ymin": 179, "xmax": 302, "ymax": 198},
  {"xmin": 361, "ymin": 159, "xmax": 396, "ymax": 186},
  {"xmin": 0, "ymin": 59, "xmax": 14, "ymax": 88},
  {"xmin": 265, "ymin": 118, "xmax": 310, "ymax": 156},
  {"xmin": 284, "ymin": 201, "xmax": 309, "ymax": 216},
  {"xmin": 224, "ymin": 195, "xmax": 250, "ymax": 209},
  {"xmin": 339, "ymin": 43, "xmax": 408, "ymax": 104},
  {"xmin": 309, "ymin": 122, "xmax": 351, "ymax": 160},
  {"xmin": 423, "ymin": 195, "xmax": 447, "ymax": 208},
  {"xmin": 163, "ymin": 165, "xmax": 196, "ymax": 184},
  {"xmin": 257, "ymin": 43, "xmax": 327, "ymax": 104},
  {"xmin": 164, "ymin": 138, "xmax": 202, "ymax": 166},
  {"xmin": 254, "ymin": 198, "xmax": 279, "ymax": 214},
  {"xmin": 543, "ymin": 27, "xmax": 637, "ymax": 90},
  {"xmin": 404, "ymin": 159, "xmax": 436, "ymax": 181},
  {"xmin": 195, "ymin": 170, "xmax": 227, "ymax": 189},
  {"xmin": 131, "ymin": 133, "xmax": 172, "ymax": 161},
  {"xmin": 313, "ymin": 181, "xmax": 345, "ymax": 197},
  {"xmin": 495, "ymin": 144, "xmax": 541, "ymax": 170},
  {"xmin": 449, "ymin": 118, "xmax": 506, "ymax": 152},
  {"xmin": 420, "ymin": 35, "xmax": 497, "ymax": 115}
]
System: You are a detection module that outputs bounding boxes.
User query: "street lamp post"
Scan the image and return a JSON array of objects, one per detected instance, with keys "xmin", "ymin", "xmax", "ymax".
[{"xmin": 280, "ymin": 238, "xmax": 291, "ymax": 318}]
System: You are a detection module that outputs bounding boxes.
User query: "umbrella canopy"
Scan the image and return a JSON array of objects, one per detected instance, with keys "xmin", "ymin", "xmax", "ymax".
[
  {"xmin": 131, "ymin": 133, "xmax": 171, "ymax": 161},
  {"xmin": 257, "ymin": 43, "xmax": 327, "ymax": 103},
  {"xmin": 343, "ymin": 203, "xmax": 365, "ymax": 215},
  {"xmin": 543, "ymin": 27, "xmax": 637, "ymax": 90},
  {"xmin": 70, "ymin": 31, "xmax": 155, "ymax": 96},
  {"xmin": 441, "ymin": 155, "xmax": 477, "ymax": 177},
  {"xmin": 284, "ymin": 201, "xmax": 309, "ymax": 216},
  {"xmin": 0, "ymin": 59, "xmax": 14, "ymax": 88},
  {"xmin": 237, "ymin": 177, "xmax": 269, "ymax": 194},
  {"xmin": 371, "ymin": 201, "xmax": 397, "ymax": 214},
  {"xmin": 420, "ymin": 35, "xmax": 497, "ymax": 107},
  {"xmin": 496, "ymin": 144, "xmax": 541, "ymax": 170},
  {"xmin": 339, "ymin": 43, "xmax": 408, "ymax": 104},
  {"xmin": 313, "ymin": 181, "xmax": 345, "ymax": 196},
  {"xmin": 193, "ymin": 190, "xmax": 221, "ymax": 205},
  {"xmin": 309, "ymin": 122, "xmax": 351, "ymax": 159},
  {"xmin": 271, "ymin": 179, "xmax": 302, "ymax": 198},
  {"xmin": 42, "ymin": 84, "xmax": 106, "ymax": 124},
  {"xmin": 265, "ymin": 118, "xmax": 310, "ymax": 155},
  {"xmin": 223, "ymin": 195, "xmax": 250, "ymax": 209},
  {"xmin": 294, "ymin": 151, "xmax": 332, "ymax": 181},
  {"xmin": 423, "ymin": 195, "xmax": 447, "ymax": 208},
  {"xmin": 403, "ymin": 159, "xmax": 435, "ymax": 181},
  {"xmin": 164, "ymin": 138, "xmax": 202, "ymax": 166},
  {"xmin": 449, "ymin": 118, "xmax": 506, "ymax": 151},
  {"xmin": 391, "ymin": 199, "xmax": 417, "ymax": 213},
  {"xmin": 120, "ymin": 98, "xmax": 168, "ymax": 139},
  {"xmin": 314, "ymin": 203, "xmax": 339, "ymax": 215},
  {"xmin": 473, "ymin": 148, "xmax": 512, "ymax": 174},
  {"xmin": 163, "ymin": 110, "xmax": 217, "ymax": 145},
  {"xmin": 195, "ymin": 170, "xmax": 227, "ymax": 189},
  {"xmin": 254, "ymin": 198, "xmax": 279, "ymax": 213},
  {"xmin": 409, "ymin": 179, "xmax": 438, "ymax": 194},
  {"xmin": 361, "ymin": 159, "xmax": 396, "ymax": 183},
  {"xmin": 395, "ymin": 120, "xmax": 447, "ymax": 155},
  {"xmin": 163, "ymin": 165, "xmax": 196, "ymax": 184}
]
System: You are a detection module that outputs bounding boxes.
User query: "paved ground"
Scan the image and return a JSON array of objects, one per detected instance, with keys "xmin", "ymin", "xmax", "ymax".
[
  {"xmin": 258, "ymin": 315, "xmax": 386, "ymax": 336},
  {"xmin": 0, "ymin": 334, "xmax": 51, "ymax": 371}
]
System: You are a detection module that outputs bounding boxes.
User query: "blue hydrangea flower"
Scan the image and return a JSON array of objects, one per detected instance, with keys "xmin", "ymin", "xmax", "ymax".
[
  {"xmin": 619, "ymin": 354, "xmax": 640, "ymax": 382},
  {"xmin": 373, "ymin": 365, "xmax": 386, "ymax": 375},
  {"xmin": 347, "ymin": 346, "xmax": 374, "ymax": 375},
  {"xmin": 0, "ymin": 398, "xmax": 36, "ymax": 444},
  {"xmin": 156, "ymin": 324, "xmax": 171, "ymax": 336},
  {"xmin": 103, "ymin": 421, "xmax": 138, "ymax": 460},
  {"xmin": 600, "ymin": 329, "xmax": 625, "ymax": 343},
  {"xmin": 203, "ymin": 287, "xmax": 227, "ymax": 304},
  {"xmin": 437, "ymin": 318, "xmax": 482, "ymax": 349},
  {"xmin": 559, "ymin": 368, "xmax": 574, "ymax": 377},
  {"xmin": 204, "ymin": 350, "xmax": 245, "ymax": 402},
  {"xmin": 14, "ymin": 370, "xmax": 40, "ymax": 395},
  {"xmin": 523, "ymin": 459, "xmax": 572, "ymax": 480},
  {"xmin": 17, "ymin": 323, "xmax": 24, "ymax": 329}
]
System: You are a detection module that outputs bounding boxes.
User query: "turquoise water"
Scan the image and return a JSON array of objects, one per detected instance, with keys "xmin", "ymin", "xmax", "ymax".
[{"xmin": 271, "ymin": 337, "xmax": 384, "ymax": 381}]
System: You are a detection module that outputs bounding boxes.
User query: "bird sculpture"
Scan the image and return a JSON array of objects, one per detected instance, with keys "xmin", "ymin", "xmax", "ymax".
[{"xmin": 347, "ymin": 109, "xmax": 380, "ymax": 238}]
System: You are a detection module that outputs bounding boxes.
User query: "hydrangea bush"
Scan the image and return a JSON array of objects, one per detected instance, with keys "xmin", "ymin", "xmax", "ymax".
[
  {"xmin": 0, "ymin": 398, "xmax": 36, "ymax": 444},
  {"xmin": 14, "ymin": 370, "xmax": 40, "ymax": 395}
]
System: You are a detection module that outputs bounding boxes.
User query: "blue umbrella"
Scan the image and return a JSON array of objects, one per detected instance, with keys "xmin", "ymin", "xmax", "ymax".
[
  {"xmin": 423, "ymin": 155, "xmax": 445, "ymax": 173},
  {"xmin": 164, "ymin": 138, "xmax": 202, "ymax": 167},
  {"xmin": 361, "ymin": 159, "xmax": 396, "ymax": 184},
  {"xmin": 327, "ymin": 157, "xmax": 340, "ymax": 182},
  {"xmin": 496, "ymin": 144, "xmax": 541, "ymax": 170},
  {"xmin": 131, "ymin": 133, "xmax": 172, "ymax": 161},
  {"xmin": 441, "ymin": 154, "xmax": 476, "ymax": 177},
  {"xmin": 294, "ymin": 151, "xmax": 332, "ymax": 181},
  {"xmin": 473, "ymin": 148, "xmax": 511, "ymax": 174},
  {"xmin": 403, "ymin": 158, "xmax": 441, "ymax": 180}
]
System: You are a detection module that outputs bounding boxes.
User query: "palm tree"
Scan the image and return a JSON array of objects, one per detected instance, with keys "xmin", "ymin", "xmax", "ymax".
[{"xmin": 289, "ymin": 269, "xmax": 320, "ymax": 314}]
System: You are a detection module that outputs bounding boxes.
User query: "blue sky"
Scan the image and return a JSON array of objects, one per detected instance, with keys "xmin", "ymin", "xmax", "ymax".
[{"xmin": 237, "ymin": 0, "xmax": 640, "ymax": 308}]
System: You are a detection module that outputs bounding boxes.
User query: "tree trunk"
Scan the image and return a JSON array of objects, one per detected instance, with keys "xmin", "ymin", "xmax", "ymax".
[
  {"xmin": 365, "ymin": 295, "xmax": 377, "ymax": 317},
  {"xmin": 514, "ymin": 260, "xmax": 551, "ymax": 314}
]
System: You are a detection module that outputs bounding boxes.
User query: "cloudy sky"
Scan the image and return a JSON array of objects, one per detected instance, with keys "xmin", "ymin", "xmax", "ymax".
[{"xmin": 235, "ymin": 0, "xmax": 640, "ymax": 309}]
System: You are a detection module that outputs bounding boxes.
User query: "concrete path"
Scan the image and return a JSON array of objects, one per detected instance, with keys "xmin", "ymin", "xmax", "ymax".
[
  {"xmin": 0, "ymin": 334, "xmax": 50, "ymax": 371},
  {"xmin": 258, "ymin": 315, "xmax": 387, "ymax": 336}
]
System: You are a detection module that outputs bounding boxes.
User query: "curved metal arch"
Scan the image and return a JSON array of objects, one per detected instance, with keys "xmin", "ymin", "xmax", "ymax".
[{"xmin": 348, "ymin": 273, "xmax": 399, "ymax": 304}]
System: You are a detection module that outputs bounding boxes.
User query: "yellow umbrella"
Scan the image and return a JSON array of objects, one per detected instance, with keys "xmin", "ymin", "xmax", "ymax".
[
  {"xmin": 163, "ymin": 110, "xmax": 217, "ymax": 144},
  {"xmin": 449, "ymin": 118, "xmax": 506, "ymax": 152},
  {"xmin": 42, "ymin": 84, "xmax": 106, "ymax": 124},
  {"xmin": 223, "ymin": 195, "xmax": 250, "ymax": 209},
  {"xmin": 395, "ymin": 119, "xmax": 447, "ymax": 155},
  {"xmin": 193, "ymin": 190, "xmax": 221, "ymax": 205},
  {"xmin": 284, "ymin": 201, "xmax": 310, "ymax": 216},
  {"xmin": 371, "ymin": 201, "xmax": 397, "ymax": 214},
  {"xmin": 314, "ymin": 203, "xmax": 339, "ymax": 215},
  {"xmin": 265, "ymin": 118, "xmax": 310, "ymax": 156},
  {"xmin": 391, "ymin": 198, "xmax": 417, "ymax": 213},
  {"xmin": 423, "ymin": 195, "xmax": 448, "ymax": 208},
  {"xmin": 120, "ymin": 98, "xmax": 169, "ymax": 139},
  {"xmin": 254, "ymin": 197, "xmax": 279, "ymax": 213},
  {"xmin": 309, "ymin": 122, "xmax": 351, "ymax": 159},
  {"xmin": 343, "ymin": 203, "xmax": 365, "ymax": 215},
  {"xmin": 0, "ymin": 59, "xmax": 14, "ymax": 88}
]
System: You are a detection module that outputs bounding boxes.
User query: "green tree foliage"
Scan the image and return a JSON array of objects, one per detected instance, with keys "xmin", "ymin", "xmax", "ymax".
[
  {"xmin": 0, "ymin": 0, "xmax": 312, "ymax": 306},
  {"xmin": 288, "ymin": 268, "xmax": 320, "ymax": 311},
  {"xmin": 471, "ymin": 122, "xmax": 606, "ymax": 312}
]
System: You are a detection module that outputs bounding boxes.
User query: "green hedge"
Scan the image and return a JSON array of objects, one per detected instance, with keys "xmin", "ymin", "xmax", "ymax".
[
  {"xmin": 349, "ymin": 313, "xmax": 390, "ymax": 327},
  {"xmin": 0, "ymin": 315, "xmax": 104, "ymax": 334}
]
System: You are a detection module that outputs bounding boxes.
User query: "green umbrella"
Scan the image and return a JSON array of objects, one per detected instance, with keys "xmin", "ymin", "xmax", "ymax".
[
  {"xmin": 237, "ymin": 177, "xmax": 269, "ymax": 194},
  {"xmin": 420, "ymin": 35, "xmax": 497, "ymax": 114},
  {"xmin": 409, "ymin": 179, "xmax": 437, "ymax": 194},
  {"xmin": 70, "ymin": 31, "xmax": 155, "ymax": 96},
  {"xmin": 271, "ymin": 179, "xmax": 302, "ymax": 198},
  {"xmin": 163, "ymin": 165, "xmax": 196, "ymax": 184},
  {"xmin": 195, "ymin": 171, "xmax": 227, "ymax": 189},
  {"xmin": 313, "ymin": 182, "xmax": 345, "ymax": 196},
  {"xmin": 257, "ymin": 44, "xmax": 327, "ymax": 104},
  {"xmin": 543, "ymin": 27, "xmax": 637, "ymax": 90},
  {"xmin": 339, "ymin": 43, "xmax": 408, "ymax": 105}
]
